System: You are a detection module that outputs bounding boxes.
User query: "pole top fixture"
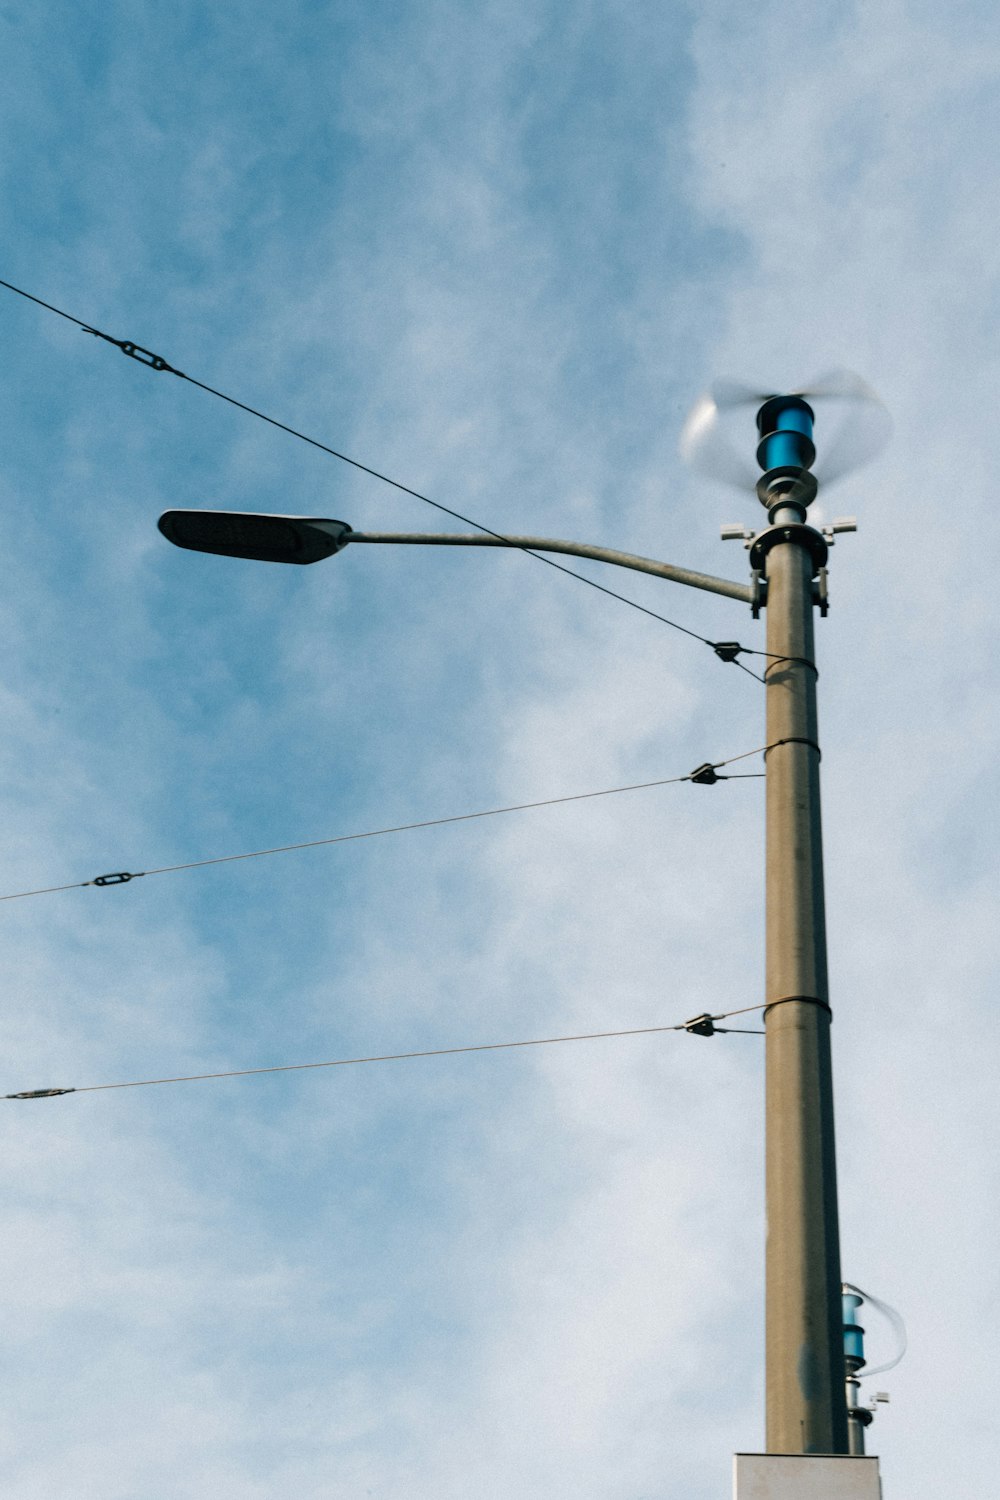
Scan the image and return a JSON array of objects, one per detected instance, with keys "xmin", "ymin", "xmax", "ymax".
[{"xmin": 755, "ymin": 395, "xmax": 817, "ymax": 510}]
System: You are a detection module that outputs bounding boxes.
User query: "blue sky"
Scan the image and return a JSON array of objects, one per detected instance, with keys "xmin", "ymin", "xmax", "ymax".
[{"xmin": 1, "ymin": 2, "xmax": 998, "ymax": 1496}]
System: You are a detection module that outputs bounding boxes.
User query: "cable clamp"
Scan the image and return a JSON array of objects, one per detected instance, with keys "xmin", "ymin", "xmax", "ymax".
[
  {"xmin": 5, "ymin": 1087, "xmax": 76, "ymax": 1100},
  {"xmin": 763, "ymin": 736, "xmax": 822, "ymax": 760},
  {"xmin": 90, "ymin": 871, "xmax": 142, "ymax": 887},
  {"xmin": 711, "ymin": 640, "xmax": 745, "ymax": 663},
  {"xmin": 683, "ymin": 1013, "xmax": 717, "ymax": 1036},
  {"xmin": 82, "ymin": 326, "xmax": 183, "ymax": 375},
  {"xmin": 763, "ymin": 994, "xmax": 832, "ymax": 1020},
  {"xmin": 689, "ymin": 762, "xmax": 724, "ymax": 785}
]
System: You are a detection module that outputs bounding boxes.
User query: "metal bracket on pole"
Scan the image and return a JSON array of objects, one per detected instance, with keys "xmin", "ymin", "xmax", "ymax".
[
  {"xmin": 749, "ymin": 523, "xmax": 828, "ymax": 577},
  {"xmin": 721, "ymin": 524, "xmax": 756, "ymax": 547},
  {"xmin": 751, "ymin": 569, "xmax": 768, "ymax": 618},
  {"xmin": 821, "ymin": 518, "xmax": 858, "ymax": 544}
]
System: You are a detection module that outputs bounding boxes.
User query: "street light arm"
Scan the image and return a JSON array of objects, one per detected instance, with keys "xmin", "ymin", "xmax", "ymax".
[{"xmin": 344, "ymin": 531, "xmax": 751, "ymax": 605}]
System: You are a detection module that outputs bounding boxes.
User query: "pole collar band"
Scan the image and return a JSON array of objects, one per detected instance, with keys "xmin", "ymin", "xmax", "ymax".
[
  {"xmin": 763, "ymin": 736, "xmax": 822, "ymax": 760},
  {"xmin": 763, "ymin": 995, "xmax": 833, "ymax": 1021},
  {"xmin": 763, "ymin": 655, "xmax": 819, "ymax": 679}
]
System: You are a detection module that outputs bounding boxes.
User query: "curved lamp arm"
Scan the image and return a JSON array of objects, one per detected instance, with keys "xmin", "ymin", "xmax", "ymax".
[
  {"xmin": 346, "ymin": 531, "xmax": 751, "ymax": 605},
  {"xmin": 157, "ymin": 511, "xmax": 750, "ymax": 605}
]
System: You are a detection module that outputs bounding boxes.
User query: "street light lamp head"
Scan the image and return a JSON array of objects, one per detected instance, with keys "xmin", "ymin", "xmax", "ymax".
[{"xmin": 158, "ymin": 510, "xmax": 352, "ymax": 565}]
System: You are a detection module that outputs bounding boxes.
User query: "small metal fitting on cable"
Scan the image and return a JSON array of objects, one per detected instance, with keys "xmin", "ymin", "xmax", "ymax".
[
  {"xmin": 5, "ymin": 1087, "xmax": 76, "ymax": 1100},
  {"xmin": 710, "ymin": 640, "xmax": 745, "ymax": 663},
  {"xmin": 82, "ymin": 326, "xmax": 183, "ymax": 376},
  {"xmin": 683, "ymin": 1013, "xmax": 717, "ymax": 1036}
]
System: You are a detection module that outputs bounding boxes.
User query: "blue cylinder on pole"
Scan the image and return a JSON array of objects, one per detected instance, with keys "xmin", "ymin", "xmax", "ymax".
[
  {"xmin": 842, "ymin": 1291, "xmax": 866, "ymax": 1366},
  {"xmin": 756, "ymin": 395, "xmax": 816, "ymax": 473}
]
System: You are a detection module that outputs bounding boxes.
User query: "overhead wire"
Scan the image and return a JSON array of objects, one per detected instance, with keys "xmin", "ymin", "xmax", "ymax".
[
  {"xmin": 3, "ymin": 1003, "xmax": 768, "ymax": 1102},
  {"xmin": 728, "ymin": 656, "xmax": 766, "ymax": 684},
  {"xmin": 0, "ymin": 744, "xmax": 771, "ymax": 905},
  {"xmin": 0, "ymin": 276, "xmax": 765, "ymax": 667},
  {"xmin": 0, "ymin": 286, "xmax": 821, "ymax": 1101}
]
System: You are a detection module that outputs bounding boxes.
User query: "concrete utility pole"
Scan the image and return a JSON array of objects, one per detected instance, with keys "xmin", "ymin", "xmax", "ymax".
[{"xmin": 749, "ymin": 397, "xmax": 848, "ymax": 1453}]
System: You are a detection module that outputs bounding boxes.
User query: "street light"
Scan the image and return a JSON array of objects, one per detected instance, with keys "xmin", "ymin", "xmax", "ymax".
[
  {"xmin": 157, "ymin": 400, "xmax": 851, "ymax": 1457},
  {"xmin": 158, "ymin": 510, "xmax": 754, "ymax": 603},
  {"xmin": 157, "ymin": 509, "xmax": 352, "ymax": 564}
]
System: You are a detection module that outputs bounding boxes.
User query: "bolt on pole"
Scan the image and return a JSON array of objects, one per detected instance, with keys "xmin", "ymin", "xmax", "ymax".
[{"xmin": 761, "ymin": 501, "xmax": 848, "ymax": 1454}]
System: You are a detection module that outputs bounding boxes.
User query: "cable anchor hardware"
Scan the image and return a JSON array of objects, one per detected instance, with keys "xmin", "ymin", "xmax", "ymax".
[
  {"xmin": 90, "ymin": 871, "xmax": 142, "ymax": 887},
  {"xmin": 684, "ymin": 1013, "xmax": 717, "ymax": 1036},
  {"xmin": 689, "ymin": 763, "xmax": 722, "ymax": 784},
  {"xmin": 711, "ymin": 640, "xmax": 745, "ymax": 663},
  {"xmin": 5, "ymin": 1088, "xmax": 76, "ymax": 1100}
]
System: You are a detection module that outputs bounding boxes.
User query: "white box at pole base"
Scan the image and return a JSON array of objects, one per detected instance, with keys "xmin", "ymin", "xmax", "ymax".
[{"xmin": 734, "ymin": 1453, "xmax": 882, "ymax": 1499}]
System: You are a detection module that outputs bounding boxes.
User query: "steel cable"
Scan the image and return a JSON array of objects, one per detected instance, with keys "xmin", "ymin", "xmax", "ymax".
[
  {"xmin": 0, "ymin": 276, "xmax": 767, "ymax": 663},
  {"xmin": 0, "ymin": 745, "xmax": 770, "ymax": 904},
  {"xmin": 3, "ymin": 1003, "xmax": 768, "ymax": 1101}
]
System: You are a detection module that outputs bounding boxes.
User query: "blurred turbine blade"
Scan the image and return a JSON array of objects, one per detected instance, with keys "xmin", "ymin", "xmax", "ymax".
[
  {"xmin": 710, "ymin": 377, "xmax": 774, "ymax": 411},
  {"xmin": 679, "ymin": 388, "xmax": 759, "ymax": 492},
  {"xmin": 817, "ymin": 403, "xmax": 892, "ymax": 486},
  {"xmin": 678, "ymin": 392, "xmax": 718, "ymax": 460},
  {"xmin": 681, "ymin": 369, "xmax": 891, "ymax": 498},
  {"xmin": 805, "ymin": 370, "xmax": 892, "ymax": 488},
  {"xmin": 805, "ymin": 368, "xmax": 879, "ymax": 402}
]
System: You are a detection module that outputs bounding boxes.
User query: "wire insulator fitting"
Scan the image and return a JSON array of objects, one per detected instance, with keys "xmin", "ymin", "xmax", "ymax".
[{"xmin": 689, "ymin": 763, "xmax": 720, "ymax": 785}]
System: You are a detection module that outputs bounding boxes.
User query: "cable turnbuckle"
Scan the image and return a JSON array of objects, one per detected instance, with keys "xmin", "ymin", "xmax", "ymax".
[
  {"xmin": 82, "ymin": 326, "xmax": 183, "ymax": 376},
  {"xmin": 90, "ymin": 871, "xmax": 142, "ymax": 887}
]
